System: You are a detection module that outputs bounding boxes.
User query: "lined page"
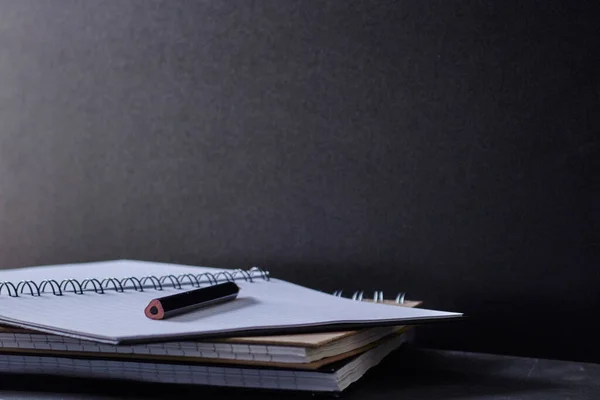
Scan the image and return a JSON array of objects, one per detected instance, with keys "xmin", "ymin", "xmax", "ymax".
[{"xmin": 0, "ymin": 260, "xmax": 461, "ymax": 343}]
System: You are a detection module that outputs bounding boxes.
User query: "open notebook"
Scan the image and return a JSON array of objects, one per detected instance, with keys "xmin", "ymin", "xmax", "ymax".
[{"xmin": 0, "ymin": 260, "xmax": 461, "ymax": 344}]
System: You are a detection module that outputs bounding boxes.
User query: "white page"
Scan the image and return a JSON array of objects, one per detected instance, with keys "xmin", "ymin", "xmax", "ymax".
[{"xmin": 0, "ymin": 260, "xmax": 461, "ymax": 343}]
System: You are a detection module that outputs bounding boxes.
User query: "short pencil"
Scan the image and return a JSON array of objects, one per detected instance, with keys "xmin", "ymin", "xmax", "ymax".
[{"xmin": 144, "ymin": 282, "xmax": 240, "ymax": 320}]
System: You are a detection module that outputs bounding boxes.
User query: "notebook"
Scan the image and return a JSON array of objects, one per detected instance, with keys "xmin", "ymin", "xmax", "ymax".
[
  {"xmin": 0, "ymin": 329, "xmax": 411, "ymax": 392},
  {"xmin": 0, "ymin": 326, "xmax": 410, "ymax": 370},
  {"xmin": 223, "ymin": 303, "xmax": 423, "ymax": 347},
  {"xmin": 0, "ymin": 302, "xmax": 416, "ymax": 364},
  {"xmin": 0, "ymin": 260, "xmax": 461, "ymax": 344}
]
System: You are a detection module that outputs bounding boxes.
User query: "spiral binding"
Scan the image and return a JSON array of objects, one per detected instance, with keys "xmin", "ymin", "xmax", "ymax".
[
  {"xmin": 332, "ymin": 289, "xmax": 406, "ymax": 304},
  {"xmin": 0, "ymin": 266, "xmax": 269, "ymax": 298}
]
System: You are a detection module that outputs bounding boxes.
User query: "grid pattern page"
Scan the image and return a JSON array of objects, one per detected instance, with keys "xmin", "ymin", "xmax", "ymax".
[
  {"xmin": 0, "ymin": 333, "xmax": 408, "ymax": 392},
  {"xmin": 0, "ymin": 260, "xmax": 461, "ymax": 343},
  {"xmin": 0, "ymin": 333, "xmax": 306, "ymax": 357},
  {"xmin": 0, "ymin": 353, "xmax": 335, "ymax": 391},
  {"xmin": 0, "ymin": 327, "xmax": 402, "ymax": 363},
  {"xmin": 0, "ymin": 333, "xmax": 307, "ymax": 363}
]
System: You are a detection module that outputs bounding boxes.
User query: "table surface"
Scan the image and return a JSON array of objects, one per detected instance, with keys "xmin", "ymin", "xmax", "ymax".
[{"xmin": 1, "ymin": 347, "xmax": 599, "ymax": 399}]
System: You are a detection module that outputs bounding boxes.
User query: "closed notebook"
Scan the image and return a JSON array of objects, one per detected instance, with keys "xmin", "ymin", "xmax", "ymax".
[
  {"xmin": 0, "ymin": 329, "xmax": 411, "ymax": 392},
  {"xmin": 0, "ymin": 326, "xmax": 410, "ymax": 370},
  {"xmin": 0, "ymin": 260, "xmax": 462, "ymax": 344}
]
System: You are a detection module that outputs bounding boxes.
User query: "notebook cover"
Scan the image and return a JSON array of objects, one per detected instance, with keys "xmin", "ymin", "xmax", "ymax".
[
  {"xmin": 219, "ymin": 301, "xmax": 421, "ymax": 347},
  {"xmin": 0, "ymin": 300, "xmax": 420, "ymax": 347},
  {"xmin": 0, "ymin": 260, "xmax": 460, "ymax": 344}
]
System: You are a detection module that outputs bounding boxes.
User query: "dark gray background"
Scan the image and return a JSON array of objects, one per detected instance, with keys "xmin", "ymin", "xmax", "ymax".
[{"xmin": 0, "ymin": 1, "xmax": 598, "ymax": 362}]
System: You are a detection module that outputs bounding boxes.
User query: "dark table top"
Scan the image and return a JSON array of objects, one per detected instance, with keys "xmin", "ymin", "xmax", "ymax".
[{"xmin": 1, "ymin": 347, "xmax": 599, "ymax": 399}]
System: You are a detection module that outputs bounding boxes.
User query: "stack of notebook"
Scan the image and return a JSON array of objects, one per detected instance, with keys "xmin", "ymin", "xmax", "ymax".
[{"xmin": 0, "ymin": 260, "xmax": 461, "ymax": 392}]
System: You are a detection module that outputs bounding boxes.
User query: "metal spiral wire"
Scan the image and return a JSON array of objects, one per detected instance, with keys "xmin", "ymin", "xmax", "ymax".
[
  {"xmin": 0, "ymin": 267, "xmax": 270, "ymax": 298},
  {"xmin": 333, "ymin": 289, "xmax": 407, "ymax": 304}
]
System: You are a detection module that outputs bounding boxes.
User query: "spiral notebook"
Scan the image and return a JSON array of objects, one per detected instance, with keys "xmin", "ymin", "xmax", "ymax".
[
  {"xmin": 0, "ymin": 297, "xmax": 415, "ymax": 365},
  {"xmin": 0, "ymin": 260, "xmax": 461, "ymax": 344}
]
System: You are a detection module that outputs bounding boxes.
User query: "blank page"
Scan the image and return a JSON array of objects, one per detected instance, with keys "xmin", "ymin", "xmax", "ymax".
[{"xmin": 0, "ymin": 260, "xmax": 461, "ymax": 344}]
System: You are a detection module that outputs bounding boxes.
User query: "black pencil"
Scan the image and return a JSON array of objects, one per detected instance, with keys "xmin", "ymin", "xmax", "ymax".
[{"xmin": 144, "ymin": 282, "xmax": 240, "ymax": 320}]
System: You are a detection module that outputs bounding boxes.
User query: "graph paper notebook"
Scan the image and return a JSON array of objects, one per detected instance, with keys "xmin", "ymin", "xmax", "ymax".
[
  {"xmin": 0, "ymin": 260, "xmax": 461, "ymax": 344},
  {"xmin": 0, "ymin": 330, "xmax": 411, "ymax": 392},
  {"xmin": 0, "ymin": 301, "xmax": 415, "ymax": 364},
  {"xmin": 0, "ymin": 326, "xmax": 410, "ymax": 370}
]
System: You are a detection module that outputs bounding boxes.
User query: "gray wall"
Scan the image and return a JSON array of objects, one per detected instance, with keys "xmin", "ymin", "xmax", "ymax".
[{"xmin": 1, "ymin": 1, "xmax": 599, "ymax": 361}]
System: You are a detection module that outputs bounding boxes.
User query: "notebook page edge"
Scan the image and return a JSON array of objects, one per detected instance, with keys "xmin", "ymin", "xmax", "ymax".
[{"xmin": 0, "ymin": 311, "xmax": 461, "ymax": 345}]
